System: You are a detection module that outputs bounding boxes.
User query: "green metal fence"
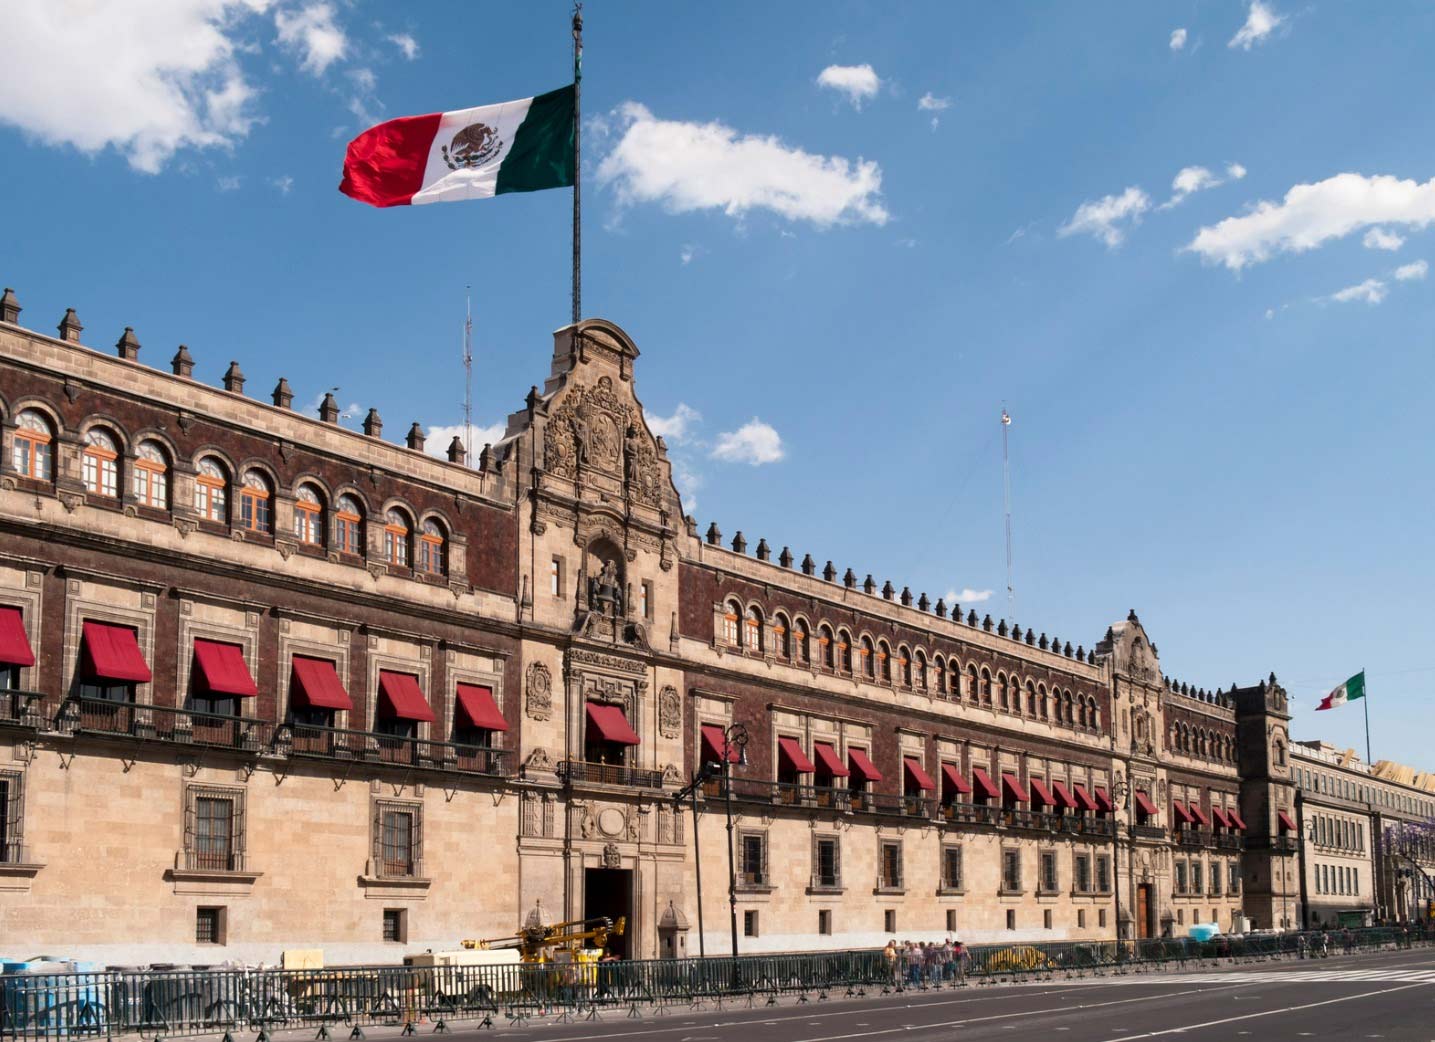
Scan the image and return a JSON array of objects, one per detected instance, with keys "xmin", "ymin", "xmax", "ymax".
[{"xmin": 1, "ymin": 928, "xmax": 1426, "ymax": 1041}]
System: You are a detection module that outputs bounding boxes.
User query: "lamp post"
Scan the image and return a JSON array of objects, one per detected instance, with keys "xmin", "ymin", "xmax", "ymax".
[
  {"xmin": 672, "ymin": 764, "xmax": 715, "ymax": 957},
  {"xmin": 723, "ymin": 723, "xmax": 750, "ymax": 960},
  {"xmin": 1111, "ymin": 774, "xmax": 1132, "ymax": 943}
]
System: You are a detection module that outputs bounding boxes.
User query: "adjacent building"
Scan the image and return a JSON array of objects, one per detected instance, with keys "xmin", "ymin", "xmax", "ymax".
[{"xmin": 0, "ymin": 289, "xmax": 1399, "ymax": 965}]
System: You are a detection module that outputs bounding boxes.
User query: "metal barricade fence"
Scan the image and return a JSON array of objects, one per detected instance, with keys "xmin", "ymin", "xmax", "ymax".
[{"xmin": 2, "ymin": 928, "xmax": 1427, "ymax": 1040}]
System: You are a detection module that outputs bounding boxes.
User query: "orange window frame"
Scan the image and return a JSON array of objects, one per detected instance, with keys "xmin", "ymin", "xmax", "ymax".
[
  {"xmin": 384, "ymin": 521, "xmax": 409, "ymax": 565},
  {"xmin": 14, "ymin": 428, "xmax": 52, "ymax": 479},
  {"xmin": 335, "ymin": 507, "xmax": 362, "ymax": 555},
  {"xmin": 239, "ymin": 484, "xmax": 270, "ymax": 532},
  {"xmin": 133, "ymin": 458, "xmax": 166, "ymax": 507},
  {"xmin": 82, "ymin": 442, "xmax": 118, "ymax": 497},
  {"xmin": 195, "ymin": 473, "xmax": 226, "ymax": 522},
  {"xmin": 294, "ymin": 500, "xmax": 323, "ymax": 544},
  {"xmin": 419, "ymin": 531, "xmax": 444, "ymax": 574}
]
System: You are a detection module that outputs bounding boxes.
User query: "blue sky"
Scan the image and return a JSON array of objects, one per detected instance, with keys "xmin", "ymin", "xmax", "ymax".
[{"xmin": 3, "ymin": 1, "xmax": 1433, "ymax": 767}]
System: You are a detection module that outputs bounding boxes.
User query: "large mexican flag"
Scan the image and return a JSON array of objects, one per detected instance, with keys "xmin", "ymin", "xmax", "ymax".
[
  {"xmin": 1315, "ymin": 671, "xmax": 1365, "ymax": 711},
  {"xmin": 340, "ymin": 85, "xmax": 575, "ymax": 207}
]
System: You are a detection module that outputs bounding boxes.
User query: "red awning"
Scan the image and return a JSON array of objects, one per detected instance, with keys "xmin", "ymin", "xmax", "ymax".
[
  {"xmin": 0, "ymin": 607, "xmax": 35, "ymax": 667},
  {"xmin": 1277, "ymin": 810, "xmax": 1298, "ymax": 833},
  {"xmin": 1188, "ymin": 803, "xmax": 1211, "ymax": 828},
  {"xmin": 1228, "ymin": 809, "xmax": 1248, "ymax": 831},
  {"xmin": 847, "ymin": 747, "xmax": 884, "ymax": 783},
  {"xmin": 192, "ymin": 639, "xmax": 257, "ymax": 697},
  {"xmin": 813, "ymin": 742, "xmax": 850, "ymax": 778},
  {"xmin": 1210, "ymin": 806, "xmax": 1233, "ymax": 830},
  {"xmin": 904, "ymin": 756, "xmax": 936, "ymax": 792},
  {"xmin": 1134, "ymin": 790, "xmax": 1160, "ymax": 817},
  {"xmin": 1051, "ymin": 781, "xmax": 1080, "ymax": 810},
  {"xmin": 972, "ymin": 767, "xmax": 1002, "ymax": 801},
  {"xmin": 701, "ymin": 723, "xmax": 741, "ymax": 764},
  {"xmin": 1171, "ymin": 800, "xmax": 1194, "ymax": 825},
  {"xmin": 378, "ymin": 670, "xmax": 435, "ymax": 723},
  {"xmin": 455, "ymin": 683, "xmax": 508, "ymax": 731},
  {"xmin": 1028, "ymin": 777, "xmax": 1056, "ymax": 807},
  {"xmin": 586, "ymin": 701, "xmax": 640, "ymax": 745},
  {"xmin": 81, "ymin": 620, "xmax": 152, "ymax": 683},
  {"xmin": 1094, "ymin": 786, "xmax": 1115, "ymax": 812},
  {"xmin": 777, "ymin": 736, "xmax": 816, "ymax": 773},
  {"xmin": 941, "ymin": 762, "xmax": 972, "ymax": 795},
  {"xmin": 1073, "ymin": 784, "xmax": 1100, "ymax": 812},
  {"xmin": 1002, "ymin": 772, "xmax": 1029, "ymax": 803},
  {"xmin": 290, "ymin": 656, "xmax": 354, "ymax": 711}
]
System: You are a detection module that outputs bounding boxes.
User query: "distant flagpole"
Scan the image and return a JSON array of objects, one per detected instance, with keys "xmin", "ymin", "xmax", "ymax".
[
  {"xmin": 463, "ymin": 286, "xmax": 473, "ymax": 460},
  {"xmin": 1362, "ymin": 666, "xmax": 1372, "ymax": 768},
  {"xmin": 571, "ymin": 2, "xmax": 583, "ymax": 327}
]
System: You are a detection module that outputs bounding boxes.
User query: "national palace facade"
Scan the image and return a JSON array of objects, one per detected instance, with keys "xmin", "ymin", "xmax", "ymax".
[{"xmin": 0, "ymin": 289, "xmax": 1428, "ymax": 965}]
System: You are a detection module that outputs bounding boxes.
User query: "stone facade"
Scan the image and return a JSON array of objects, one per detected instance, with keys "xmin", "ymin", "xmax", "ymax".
[{"xmin": 0, "ymin": 300, "xmax": 1420, "ymax": 965}]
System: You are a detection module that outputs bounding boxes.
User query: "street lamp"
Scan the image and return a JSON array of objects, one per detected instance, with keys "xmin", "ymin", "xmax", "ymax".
[
  {"xmin": 722, "ymin": 723, "xmax": 750, "ymax": 960},
  {"xmin": 1110, "ymin": 775, "xmax": 1132, "ymax": 943}
]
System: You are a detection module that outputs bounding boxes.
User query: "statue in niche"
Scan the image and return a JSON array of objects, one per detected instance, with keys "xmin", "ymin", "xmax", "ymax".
[{"xmin": 588, "ymin": 557, "xmax": 624, "ymax": 618}]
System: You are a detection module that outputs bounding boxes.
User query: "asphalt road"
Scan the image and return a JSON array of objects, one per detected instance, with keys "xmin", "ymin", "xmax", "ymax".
[{"xmin": 427, "ymin": 946, "xmax": 1435, "ymax": 1042}]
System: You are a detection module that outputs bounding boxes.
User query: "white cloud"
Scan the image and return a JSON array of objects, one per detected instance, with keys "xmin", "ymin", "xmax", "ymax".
[
  {"xmin": 387, "ymin": 32, "xmax": 419, "ymax": 60},
  {"xmin": 0, "ymin": 0, "xmax": 264, "ymax": 173},
  {"xmin": 1058, "ymin": 186, "xmax": 1150, "ymax": 247},
  {"xmin": 1170, "ymin": 28, "xmax": 1188, "ymax": 51},
  {"xmin": 1394, "ymin": 259, "xmax": 1428, "ymax": 281},
  {"xmin": 917, "ymin": 92, "xmax": 950, "ymax": 111},
  {"xmin": 1227, "ymin": 163, "xmax": 1247, "ymax": 181},
  {"xmin": 647, "ymin": 403, "xmax": 701, "ymax": 443},
  {"xmin": 1363, "ymin": 227, "xmax": 1405, "ymax": 251},
  {"xmin": 670, "ymin": 457, "xmax": 702, "ymax": 515},
  {"xmin": 1328, "ymin": 278, "xmax": 1387, "ymax": 305},
  {"xmin": 423, "ymin": 422, "xmax": 507, "ymax": 459},
  {"xmin": 275, "ymin": 2, "xmax": 347, "ymax": 76},
  {"xmin": 711, "ymin": 419, "xmax": 784, "ymax": 466},
  {"xmin": 679, "ymin": 244, "xmax": 696, "ymax": 265},
  {"xmin": 269, "ymin": 174, "xmax": 294, "ymax": 194},
  {"xmin": 946, "ymin": 588, "xmax": 994, "ymax": 604},
  {"xmin": 596, "ymin": 102, "xmax": 889, "ymax": 228},
  {"xmin": 1158, "ymin": 163, "xmax": 1247, "ymax": 210},
  {"xmin": 1229, "ymin": 1, "xmax": 1286, "ymax": 50},
  {"xmin": 816, "ymin": 64, "xmax": 881, "ymax": 109},
  {"xmin": 216, "ymin": 175, "xmax": 242, "ymax": 191},
  {"xmin": 1185, "ymin": 173, "xmax": 1435, "ymax": 271}
]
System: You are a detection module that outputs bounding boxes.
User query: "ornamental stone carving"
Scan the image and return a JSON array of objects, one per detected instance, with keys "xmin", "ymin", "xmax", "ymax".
[
  {"xmin": 542, "ymin": 376, "xmax": 663, "ymax": 507},
  {"xmin": 658, "ymin": 685, "xmax": 681, "ymax": 738},
  {"xmin": 602, "ymin": 842, "xmax": 622, "ymax": 868},
  {"xmin": 525, "ymin": 661, "xmax": 553, "ymax": 721}
]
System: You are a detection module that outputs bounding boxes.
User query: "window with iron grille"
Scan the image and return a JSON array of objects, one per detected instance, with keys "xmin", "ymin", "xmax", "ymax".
[
  {"xmin": 374, "ymin": 801, "xmax": 423, "ymax": 877},
  {"xmin": 1040, "ymin": 851, "xmax": 1058, "ymax": 893},
  {"xmin": 884, "ymin": 909, "xmax": 896, "ymax": 933},
  {"xmin": 812, "ymin": 835, "xmax": 841, "ymax": 889},
  {"xmin": 1006, "ymin": 909, "xmax": 1016, "ymax": 930},
  {"xmin": 1227, "ymin": 861, "xmax": 1239, "ymax": 893},
  {"xmin": 383, "ymin": 908, "xmax": 406, "ymax": 942},
  {"xmin": 941, "ymin": 845, "xmax": 963, "ymax": 890},
  {"xmin": 1099, "ymin": 909, "xmax": 1107, "ymax": 929},
  {"xmin": 1043, "ymin": 909, "xmax": 1053, "ymax": 930},
  {"xmin": 0, "ymin": 772, "xmax": 23, "ymax": 864},
  {"xmin": 184, "ymin": 785, "xmax": 244, "ymax": 872},
  {"xmin": 739, "ymin": 832, "xmax": 768, "ymax": 886},
  {"xmin": 880, "ymin": 841, "xmax": 903, "ymax": 889},
  {"xmin": 743, "ymin": 910, "xmax": 759, "ymax": 937},
  {"xmin": 1096, "ymin": 855, "xmax": 1111, "ymax": 893},
  {"xmin": 1191, "ymin": 861, "xmax": 1204, "ymax": 895},
  {"xmin": 195, "ymin": 906, "xmax": 225, "ymax": 944},
  {"xmin": 1175, "ymin": 860, "xmax": 1188, "ymax": 895},
  {"xmin": 1074, "ymin": 854, "xmax": 1091, "ymax": 893},
  {"xmin": 818, "ymin": 909, "xmax": 832, "ymax": 935},
  {"xmin": 1001, "ymin": 849, "xmax": 1022, "ymax": 892},
  {"xmin": 946, "ymin": 909, "xmax": 957, "ymax": 933}
]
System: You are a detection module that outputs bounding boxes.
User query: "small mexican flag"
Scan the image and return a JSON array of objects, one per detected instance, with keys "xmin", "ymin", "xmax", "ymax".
[
  {"xmin": 339, "ymin": 85, "xmax": 575, "ymax": 208},
  {"xmin": 1315, "ymin": 671, "xmax": 1366, "ymax": 711}
]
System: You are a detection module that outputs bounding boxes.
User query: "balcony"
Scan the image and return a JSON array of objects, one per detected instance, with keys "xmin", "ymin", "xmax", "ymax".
[
  {"xmin": 1272, "ymin": 835, "xmax": 1299, "ymax": 854},
  {"xmin": 1059, "ymin": 814, "xmax": 1116, "ymax": 838},
  {"xmin": 59, "ymin": 697, "xmax": 275, "ymax": 752},
  {"xmin": 1215, "ymin": 833, "xmax": 1244, "ymax": 850},
  {"xmin": 0, "ymin": 689, "xmax": 45, "ymax": 730},
  {"xmin": 1002, "ymin": 808, "xmax": 1061, "ymax": 833},
  {"xmin": 1132, "ymin": 823, "xmax": 1168, "ymax": 841},
  {"xmin": 1178, "ymin": 828, "xmax": 1214, "ymax": 848},
  {"xmin": 280, "ymin": 723, "xmax": 507, "ymax": 778},
  {"xmin": 943, "ymin": 802, "xmax": 1000, "ymax": 827},
  {"xmin": 556, "ymin": 759, "xmax": 663, "ymax": 789}
]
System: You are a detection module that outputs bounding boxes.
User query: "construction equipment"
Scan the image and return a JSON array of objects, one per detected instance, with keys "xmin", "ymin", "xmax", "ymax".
[{"xmin": 460, "ymin": 915, "xmax": 626, "ymax": 964}]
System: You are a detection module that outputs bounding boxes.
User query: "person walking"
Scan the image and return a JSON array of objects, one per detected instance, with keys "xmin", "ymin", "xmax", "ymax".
[
  {"xmin": 953, "ymin": 938, "xmax": 968, "ymax": 985},
  {"xmin": 883, "ymin": 939, "xmax": 898, "ymax": 986}
]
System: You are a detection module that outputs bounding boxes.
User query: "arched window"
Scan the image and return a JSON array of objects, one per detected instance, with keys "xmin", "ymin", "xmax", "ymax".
[
  {"xmin": 194, "ymin": 457, "xmax": 228, "ymax": 522},
  {"xmin": 294, "ymin": 484, "xmax": 325, "ymax": 545},
  {"xmin": 774, "ymin": 613, "xmax": 791, "ymax": 658},
  {"xmin": 966, "ymin": 664, "xmax": 978, "ymax": 702},
  {"xmin": 335, "ymin": 495, "xmax": 364, "ymax": 555},
  {"xmin": 132, "ymin": 441, "xmax": 168, "ymax": 508},
  {"xmin": 819, "ymin": 625, "xmax": 835, "ymax": 670},
  {"xmin": 860, "ymin": 636, "xmax": 875, "ymax": 678},
  {"xmin": 1040, "ymin": 686, "xmax": 1051, "ymax": 720},
  {"xmin": 383, "ymin": 508, "xmax": 411, "ymax": 566},
  {"xmin": 419, "ymin": 519, "xmax": 447, "ymax": 575},
  {"xmin": 743, "ymin": 606, "xmax": 762, "ymax": 652},
  {"xmin": 878, "ymin": 640, "xmax": 892, "ymax": 683},
  {"xmin": 1062, "ymin": 691, "xmax": 1075, "ymax": 725},
  {"xmin": 899, "ymin": 646, "xmax": 912, "ymax": 687},
  {"xmin": 998, "ymin": 673, "xmax": 1010, "ymax": 710},
  {"xmin": 838, "ymin": 629, "xmax": 853, "ymax": 673},
  {"xmin": 934, "ymin": 655, "xmax": 946, "ymax": 695},
  {"xmin": 1088, "ymin": 698, "xmax": 1099, "ymax": 729},
  {"xmin": 721, "ymin": 600, "xmax": 740, "ymax": 646},
  {"xmin": 948, "ymin": 659, "xmax": 961, "ymax": 697},
  {"xmin": 82, "ymin": 428, "xmax": 119, "ymax": 497},
  {"xmin": 13, "ymin": 409, "xmax": 54, "ymax": 480},
  {"xmin": 1027, "ymin": 681, "xmax": 1038, "ymax": 716},
  {"xmin": 980, "ymin": 668, "xmax": 992, "ymax": 705},
  {"xmin": 794, "ymin": 619, "xmax": 810, "ymax": 664},
  {"xmin": 239, "ymin": 470, "xmax": 272, "ymax": 533},
  {"xmin": 915, "ymin": 650, "xmax": 928, "ymax": 691}
]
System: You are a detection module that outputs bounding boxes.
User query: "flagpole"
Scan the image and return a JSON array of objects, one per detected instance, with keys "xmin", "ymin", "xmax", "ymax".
[
  {"xmin": 571, "ymin": 2, "xmax": 583, "ymax": 327},
  {"xmin": 1363, "ymin": 666, "xmax": 1372, "ymax": 768}
]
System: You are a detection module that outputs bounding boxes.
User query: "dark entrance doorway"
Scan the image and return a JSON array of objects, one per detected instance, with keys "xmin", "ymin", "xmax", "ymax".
[
  {"xmin": 584, "ymin": 867, "xmax": 633, "ymax": 958},
  {"xmin": 1137, "ymin": 883, "xmax": 1154, "ymax": 939}
]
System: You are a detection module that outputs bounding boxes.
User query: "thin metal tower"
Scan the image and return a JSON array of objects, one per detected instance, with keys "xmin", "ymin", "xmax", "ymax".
[
  {"xmin": 463, "ymin": 286, "xmax": 473, "ymax": 460},
  {"xmin": 1001, "ymin": 406, "xmax": 1014, "ymax": 622}
]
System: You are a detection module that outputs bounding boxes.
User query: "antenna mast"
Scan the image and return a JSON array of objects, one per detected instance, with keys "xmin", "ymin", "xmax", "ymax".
[
  {"xmin": 463, "ymin": 286, "xmax": 473, "ymax": 460},
  {"xmin": 1001, "ymin": 406, "xmax": 1014, "ymax": 622}
]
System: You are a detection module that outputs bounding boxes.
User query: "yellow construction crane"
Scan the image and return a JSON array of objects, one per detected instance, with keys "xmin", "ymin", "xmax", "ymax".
[{"xmin": 461, "ymin": 915, "xmax": 626, "ymax": 964}]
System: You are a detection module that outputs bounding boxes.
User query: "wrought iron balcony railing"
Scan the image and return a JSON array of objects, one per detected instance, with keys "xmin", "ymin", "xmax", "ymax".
[
  {"xmin": 58, "ymin": 697, "xmax": 276, "ymax": 752},
  {"xmin": 1215, "ymin": 832, "xmax": 1244, "ymax": 850},
  {"xmin": 182, "ymin": 849, "xmax": 249, "ymax": 873},
  {"xmin": 280, "ymin": 723, "xmax": 507, "ymax": 777},
  {"xmin": 1178, "ymin": 828, "xmax": 1214, "ymax": 848},
  {"xmin": 943, "ymin": 801, "xmax": 1000, "ymax": 827},
  {"xmin": 557, "ymin": 759, "xmax": 664, "ymax": 789},
  {"xmin": 0, "ymin": 689, "xmax": 45, "ymax": 729},
  {"xmin": 1132, "ymin": 823, "xmax": 1168, "ymax": 841}
]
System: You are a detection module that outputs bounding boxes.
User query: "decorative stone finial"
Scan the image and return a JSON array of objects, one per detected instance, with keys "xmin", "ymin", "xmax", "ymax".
[
  {"xmin": 171, "ymin": 344, "xmax": 194, "ymax": 378},
  {"xmin": 756, "ymin": 538, "xmax": 771, "ymax": 562},
  {"xmin": 406, "ymin": 423, "xmax": 425, "ymax": 451},
  {"xmin": 447, "ymin": 435, "xmax": 466, "ymax": 465},
  {"xmin": 1038, "ymin": 633, "xmax": 1049, "ymax": 650},
  {"xmin": 900, "ymin": 586, "xmax": 913, "ymax": 607},
  {"xmin": 934, "ymin": 598, "xmax": 946, "ymax": 618},
  {"xmin": 967, "ymin": 609, "xmax": 977, "ymax": 625},
  {"xmin": 705, "ymin": 522, "xmax": 721, "ymax": 546},
  {"xmin": 0, "ymin": 287, "xmax": 20, "ymax": 325},
  {"xmin": 115, "ymin": 327, "xmax": 141, "ymax": 361},
  {"xmin": 800, "ymin": 553, "xmax": 815, "ymax": 576},
  {"xmin": 997, "ymin": 619, "xmax": 1009, "ymax": 637},
  {"xmin": 58, "ymin": 308, "xmax": 83, "ymax": 342},
  {"xmin": 362, "ymin": 408, "xmax": 383, "ymax": 438},
  {"xmin": 822, "ymin": 561, "xmax": 837, "ymax": 582},
  {"xmin": 843, "ymin": 568, "xmax": 856, "ymax": 588},
  {"xmin": 479, "ymin": 443, "xmax": 491, "ymax": 471},
  {"xmin": 778, "ymin": 546, "xmax": 793, "ymax": 568},
  {"xmin": 863, "ymin": 574, "xmax": 876, "ymax": 595},
  {"xmin": 982, "ymin": 614, "xmax": 993, "ymax": 632},
  {"xmin": 319, "ymin": 392, "xmax": 340, "ymax": 424},
  {"xmin": 272, "ymin": 378, "xmax": 293, "ymax": 409},
  {"xmin": 731, "ymin": 531, "xmax": 747, "ymax": 554},
  {"xmin": 918, "ymin": 592, "xmax": 931, "ymax": 612},
  {"xmin": 881, "ymin": 580, "xmax": 895, "ymax": 600},
  {"xmin": 222, "ymin": 360, "xmax": 245, "ymax": 394}
]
